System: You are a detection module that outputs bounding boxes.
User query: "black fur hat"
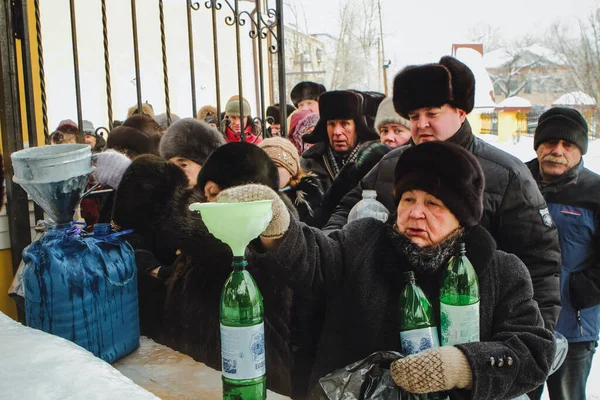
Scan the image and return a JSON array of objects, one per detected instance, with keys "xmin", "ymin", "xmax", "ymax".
[
  {"xmin": 159, "ymin": 118, "xmax": 226, "ymax": 165},
  {"xmin": 393, "ymin": 141, "xmax": 484, "ymax": 228},
  {"xmin": 302, "ymin": 90, "xmax": 380, "ymax": 145},
  {"xmin": 266, "ymin": 103, "xmax": 296, "ymax": 125},
  {"xmin": 196, "ymin": 142, "xmax": 279, "ymax": 193},
  {"xmin": 393, "ymin": 56, "xmax": 475, "ymax": 118},
  {"xmin": 290, "ymin": 81, "xmax": 327, "ymax": 108},
  {"xmin": 112, "ymin": 154, "xmax": 189, "ymax": 231},
  {"xmin": 534, "ymin": 107, "xmax": 589, "ymax": 154},
  {"xmin": 107, "ymin": 126, "xmax": 158, "ymax": 158}
]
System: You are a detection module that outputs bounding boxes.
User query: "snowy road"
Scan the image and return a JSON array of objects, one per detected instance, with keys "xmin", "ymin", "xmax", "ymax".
[{"xmin": 479, "ymin": 134, "xmax": 600, "ymax": 399}]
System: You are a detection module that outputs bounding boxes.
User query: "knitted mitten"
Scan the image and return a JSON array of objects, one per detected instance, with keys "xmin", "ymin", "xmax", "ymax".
[
  {"xmin": 216, "ymin": 184, "xmax": 290, "ymax": 239},
  {"xmin": 94, "ymin": 150, "xmax": 132, "ymax": 189},
  {"xmin": 390, "ymin": 346, "xmax": 472, "ymax": 393}
]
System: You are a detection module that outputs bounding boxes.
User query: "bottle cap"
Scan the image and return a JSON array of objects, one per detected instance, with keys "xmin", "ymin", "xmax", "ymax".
[
  {"xmin": 456, "ymin": 242, "xmax": 466, "ymax": 255},
  {"xmin": 362, "ymin": 190, "xmax": 377, "ymax": 199},
  {"xmin": 403, "ymin": 270, "xmax": 415, "ymax": 283}
]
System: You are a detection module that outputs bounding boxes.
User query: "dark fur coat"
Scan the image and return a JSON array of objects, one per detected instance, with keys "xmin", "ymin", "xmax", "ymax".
[
  {"xmin": 282, "ymin": 173, "xmax": 324, "ymax": 227},
  {"xmin": 158, "ymin": 192, "xmax": 297, "ymax": 397}
]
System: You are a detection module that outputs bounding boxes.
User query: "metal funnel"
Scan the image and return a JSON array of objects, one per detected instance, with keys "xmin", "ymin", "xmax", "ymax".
[
  {"xmin": 11, "ymin": 144, "xmax": 95, "ymax": 224},
  {"xmin": 14, "ymin": 173, "xmax": 93, "ymax": 224}
]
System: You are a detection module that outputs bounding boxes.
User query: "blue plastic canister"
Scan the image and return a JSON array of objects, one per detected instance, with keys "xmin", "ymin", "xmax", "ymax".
[{"xmin": 22, "ymin": 223, "xmax": 140, "ymax": 363}]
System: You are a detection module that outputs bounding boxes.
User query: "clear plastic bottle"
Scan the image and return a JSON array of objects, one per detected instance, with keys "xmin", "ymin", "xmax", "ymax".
[{"xmin": 347, "ymin": 190, "xmax": 390, "ymax": 223}]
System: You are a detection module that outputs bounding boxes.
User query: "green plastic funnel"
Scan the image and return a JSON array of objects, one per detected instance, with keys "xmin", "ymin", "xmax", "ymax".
[{"xmin": 189, "ymin": 200, "xmax": 273, "ymax": 257}]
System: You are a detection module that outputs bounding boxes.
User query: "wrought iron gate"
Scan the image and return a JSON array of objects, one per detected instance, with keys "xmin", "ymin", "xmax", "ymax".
[{"xmin": 0, "ymin": 0, "xmax": 288, "ymax": 275}]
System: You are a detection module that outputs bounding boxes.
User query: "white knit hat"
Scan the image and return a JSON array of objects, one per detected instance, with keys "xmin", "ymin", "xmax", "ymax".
[{"xmin": 374, "ymin": 97, "xmax": 410, "ymax": 133}]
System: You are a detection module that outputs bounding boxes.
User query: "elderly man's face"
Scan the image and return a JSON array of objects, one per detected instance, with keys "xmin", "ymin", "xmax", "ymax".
[
  {"xmin": 536, "ymin": 139, "xmax": 582, "ymax": 182},
  {"xmin": 327, "ymin": 119, "xmax": 357, "ymax": 154},
  {"xmin": 396, "ymin": 190, "xmax": 460, "ymax": 247},
  {"xmin": 84, "ymin": 134, "xmax": 97, "ymax": 148},
  {"xmin": 407, "ymin": 105, "xmax": 466, "ymax": 144}
]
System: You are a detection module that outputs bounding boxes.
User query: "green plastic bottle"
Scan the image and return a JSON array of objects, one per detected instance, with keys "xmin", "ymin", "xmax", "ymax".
[
  {"xmin": 398, "ymin": 271, "xmax": 440, "ymax": 400},
  {"xmin": 440, "ymin": 242, "xmax": 480, "ymax": 346},
  {"xmin": 220, "ymin": 256, "xmax": 266, "ymax": 400}
]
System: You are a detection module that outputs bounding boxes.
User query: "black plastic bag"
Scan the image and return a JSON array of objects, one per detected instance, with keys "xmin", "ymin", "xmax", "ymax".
[{"xmin": 311, "ymin": 351, "xmax": 406, "ymax": 400}]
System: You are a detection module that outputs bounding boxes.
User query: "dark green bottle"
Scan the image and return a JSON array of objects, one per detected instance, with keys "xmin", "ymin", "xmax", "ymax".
[
  {"xmin": 398, "ymin": 271, "xmax": 440, "ymax": 400},
  {"xmin": 440, "ymin": 242, "xmax": 480, "ymax": 346},
  {"xmin": 220, "ymin": 256, "xmax": 266, "ymax": 400}
]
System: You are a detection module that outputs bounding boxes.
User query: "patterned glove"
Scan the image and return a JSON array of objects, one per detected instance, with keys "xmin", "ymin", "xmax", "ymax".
[
  {"xmin": 390, "ymin": 346, "xmax": 472, "ymax": 393},
  {"xmin": 94, "ymin": 150, "xmax": 131, "ymax": 189},
  {"xmin": 216, "ymin": 184, "xmax": 290, "ymax": 239}
]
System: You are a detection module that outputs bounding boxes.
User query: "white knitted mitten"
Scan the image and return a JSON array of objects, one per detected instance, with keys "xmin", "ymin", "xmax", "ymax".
[
  {"xmin": 216, "ymin": 184, "xmax": 290, "ymax": 239},
  {"xmin": 94, "ymin": 150, "xmax": 131, "ymax": 189},
  {"xmin": 390, "ymin": 346, "xmax": 472, "ymax": 393}
]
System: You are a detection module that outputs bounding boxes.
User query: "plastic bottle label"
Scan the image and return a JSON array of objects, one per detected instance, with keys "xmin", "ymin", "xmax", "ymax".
[
  {"xmin": 220, "ymin": 323, "xmax": 266, "ymax": 380},
  {"xmin": 400, "ymin": 327, "xmax": 440, "ymax": 355},
  {"xmin": 440, "ymin": 302, "xmax": 480, "ymax": 345}
]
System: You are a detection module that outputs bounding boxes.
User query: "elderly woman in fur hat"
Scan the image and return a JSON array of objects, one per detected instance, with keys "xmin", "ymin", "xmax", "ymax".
[{"xmin": 214, "ymin": 141, "xmax": 556, "ymax": 399}]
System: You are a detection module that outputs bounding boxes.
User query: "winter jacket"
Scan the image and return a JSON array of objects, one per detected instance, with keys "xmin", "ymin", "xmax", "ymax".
[
  {"xmin": 527, "ymin": 159, "xmax": 600, "ymax": 343},
  {"xmin": 325, "ymin": 120, "xmax": 562, "ymax": 330},
  {"xmin": 250, "ymin": 218, "xmax": 555, "ymax": 399},
  {"xmin": 281, "ymin": 173, "xmax": 324, "ymax": 227},
  {"xmin": 224, "ymin": 125, "xmax": 262, "ymax": 145}
]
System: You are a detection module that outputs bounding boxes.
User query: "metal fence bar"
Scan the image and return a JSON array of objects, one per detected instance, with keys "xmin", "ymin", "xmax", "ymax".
[
  {"xmin": 203, "ymin": 1, "xmax": 222, "ymax": 128},
  {"xmin": 101, "ymin": 0, "xmax": 113, "ymax": 131},
  {"xmin": 233, "ymin": 0, "xmax": 245, "ymax": 141},
  {"xmin": 0, "ymin": 0, "xmax": 32, "ymax": 277},
  {"xmin": 186, "ymin": 1, "xmax": 197, "ymax": 117},
  {"xmin": 254, "ymin": 0, "xmax": 266, "ymax": 137},
  {"xmin": 275, "ymin": 0, "xmax": 286, "ymax": 136},
  {"xmin": 130, "ymin": 0, "xmax": 142, "ymax": 112},
  {"xmin": 33, "ymin": 0, "xmax": 48, "ymax": 143},
  {"xmin": 158, "ymin": 0, "xmax": 171, "ymax": 125},
  {"xmin": 68, "ymin": 0, "xmax": 83, "ymax": 130}
]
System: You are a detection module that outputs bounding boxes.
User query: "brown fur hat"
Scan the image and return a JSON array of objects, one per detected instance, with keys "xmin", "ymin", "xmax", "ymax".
[
  {"xmin": 393, "ymin": 56, "xmax": 475, "ymax": 118},
  {"xmin": 122, "ymin": 114, "xmax": 163, "ymax": 137},
  {"xmin": 393, "ymin": 141, "xmax": 484, "ymax": 227},
  {"xmin": 106, "ymin": 126, "xmax": 158, "ymax": 159},
  {"xmin": 127, "ymin": 102, "xmax": 155, "ymax": 119},
  {"xmin": 197, "ymin": 105, "xmax": 218, "ymax": 122},
  {"xmin": 302, "ymin": 90, "xmax": 380, "ymax": 145},
  {"xmin": 290, "ymin": 81, "xmax": 326, "ymax": 107},
  {"xmin": 112, "ymin": 154, "xmax": 189, "ymax": 231}
]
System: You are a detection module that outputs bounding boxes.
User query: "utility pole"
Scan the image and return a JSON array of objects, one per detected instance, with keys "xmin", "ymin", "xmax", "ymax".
[{"xmin": 377, "ymin": 0, "xmax": 388, "ymax": 95}]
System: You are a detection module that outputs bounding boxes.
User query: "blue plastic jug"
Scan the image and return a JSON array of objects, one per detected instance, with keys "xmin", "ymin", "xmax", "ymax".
[{"xmin": 22, "ymin": 223, "xmax": 140, "ymax": 363}]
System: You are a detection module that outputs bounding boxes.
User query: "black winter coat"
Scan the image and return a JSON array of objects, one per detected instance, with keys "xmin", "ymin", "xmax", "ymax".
[
  {"xmin": 324, "ymin": 121, "xmax": 562, "ymax": 330},
  {"xmin": 251, "ymin": 218, "xmax": 556, "ymax": 399},
  {"xmin": 282, "ymin": 173, "xmax": 324, "ymax": 227}
]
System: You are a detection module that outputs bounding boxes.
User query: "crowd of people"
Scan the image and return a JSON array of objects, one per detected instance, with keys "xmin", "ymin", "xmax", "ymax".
[{"xmin": 42, "ymin": 55, "xmax": 598, "ymax": 400}]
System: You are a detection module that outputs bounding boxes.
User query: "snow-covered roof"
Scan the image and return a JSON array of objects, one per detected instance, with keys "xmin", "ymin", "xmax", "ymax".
[
  {"xmin": 455, "ymin": 47, "xmax": 496, "ymax": 109},
  {"xmin": 497, "ymin": 96, "xmax": 531, "ymax": 109},
  {"xmin": 483, "ymin": 45, "xmax": 564, "ymax": 69},
  {"xmin": 553, "ymin": 91, "xmax": 597, "ymax": 106}
]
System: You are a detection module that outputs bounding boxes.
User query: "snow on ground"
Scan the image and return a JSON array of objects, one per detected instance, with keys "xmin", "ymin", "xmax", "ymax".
[{"xmin": 477, "ymin": 134, "xmax": 600, "ymax": 399}]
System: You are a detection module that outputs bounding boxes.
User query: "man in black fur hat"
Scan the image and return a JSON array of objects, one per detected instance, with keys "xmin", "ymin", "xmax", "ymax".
[
  {"xmin": 290, "ymin": 81, "xmax": 326, "ymax": 114},
  {"xmin": 326, "ymin": 56, "xmax": 562, "ymax": 332},
  {"xmin": 300, "ymin": 90, "xmax": 386, "ymax": 193}
]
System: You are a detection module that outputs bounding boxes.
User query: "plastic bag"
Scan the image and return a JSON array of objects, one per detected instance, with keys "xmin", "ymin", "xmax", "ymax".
[{"xmin": 312, "ymin": 351, "xmax": 405, "ymax": 400}]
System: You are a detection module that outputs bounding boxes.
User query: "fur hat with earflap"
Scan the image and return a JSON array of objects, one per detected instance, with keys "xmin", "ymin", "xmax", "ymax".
[
  {"xmin": 302, "ymin": 90, "xmax": 380, "ymax": 145},
  {"xmin": 393, "ymin": 56, "xmax": 475, "ymax": 118},
  {"xmin": 127, "ymin": 102, "xmax": 155, "ymax": 119},
  {"xmin": 290, "ymin": 81, "xmax": 327, "ymax": 108},
  {"xmin": 393, "ymin": 141, "xmax": 485, "ymax": 228},
  {"xmin": 197, "ymin": 105, "xmax": 218, "ymax": 123},
  {"xmin": 374, "ymin": 97, "xmax": 410, "ymax": 133},
  {"xmin": 107, "ymin": 126, "xmax": 158, "ymax": 159},
  {"xmin": 159, "ymin": 118, "xmax": 226, "ymax": 166}
]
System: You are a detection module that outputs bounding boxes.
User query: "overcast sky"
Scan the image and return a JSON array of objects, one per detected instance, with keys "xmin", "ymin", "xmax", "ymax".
[{"xmin": 284, "ymin": 0, "xmax": 599, "ymax": 75}]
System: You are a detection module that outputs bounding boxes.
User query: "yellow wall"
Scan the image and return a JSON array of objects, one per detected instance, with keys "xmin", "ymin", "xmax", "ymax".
[
  {"xmin": 0, "ymin": 0, "xmax": 46, "ymax": 319},
  {"xmin": 467, "ymin": 113, "xmax": 482, "ymax": 136},
  {"xmin": 498, "ymin": 111, "xmax": 518, "ymax": 143},
  {"xmin": 0, "ymin": 250, "xmax": 18, "ymax": 319}
]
